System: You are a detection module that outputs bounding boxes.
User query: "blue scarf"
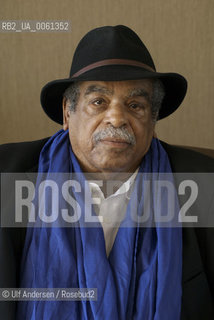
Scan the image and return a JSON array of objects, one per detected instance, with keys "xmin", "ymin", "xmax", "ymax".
[{"xmin": 17, "ymin": 130, "xmax": 182, "ymax": 320}]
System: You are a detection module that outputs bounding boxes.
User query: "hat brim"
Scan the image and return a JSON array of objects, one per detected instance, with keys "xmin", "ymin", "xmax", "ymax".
[{"xmin": 40, "ymin": 65, "xmax": 187, "ymax": 124}]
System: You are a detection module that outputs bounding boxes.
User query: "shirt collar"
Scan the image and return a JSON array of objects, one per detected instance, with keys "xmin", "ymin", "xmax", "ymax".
[{"xmin": 88, "ymin": 168, "xmax": 139, "ymax": 200}]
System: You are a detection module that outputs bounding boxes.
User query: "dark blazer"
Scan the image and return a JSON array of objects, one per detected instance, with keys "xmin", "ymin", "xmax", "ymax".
[{"xmin": 0, "ymin": 138, "xmax": 214, "ymax": 320}]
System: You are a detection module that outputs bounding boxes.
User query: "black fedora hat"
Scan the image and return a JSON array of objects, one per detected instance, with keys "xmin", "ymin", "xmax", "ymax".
[{"xmin": 40, "ymin": 25, "xmax": 187, "ymax": 124}]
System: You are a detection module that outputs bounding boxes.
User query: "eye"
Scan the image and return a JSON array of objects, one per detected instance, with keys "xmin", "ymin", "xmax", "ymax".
[
  {"xmin": 129, "ymin": 103, "xmax": 139, "ymax": 109},
  {"xmin": 129, "ymin": 103, "xmax": 144, "ymax": 111},
  {"xmin": 92, "ymin": 98, "xmax": 105, "ymax": 106}
]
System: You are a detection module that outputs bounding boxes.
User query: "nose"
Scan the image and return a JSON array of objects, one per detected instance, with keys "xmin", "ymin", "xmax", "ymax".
[{"xmin": 103, "ymin": 100, "xmax": 128, "ymax": 128}]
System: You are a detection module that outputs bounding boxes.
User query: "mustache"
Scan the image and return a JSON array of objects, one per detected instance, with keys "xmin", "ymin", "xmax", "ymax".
[{"xmin": 93, "ymin": 126, "xmax": 136, "ymax": 145}]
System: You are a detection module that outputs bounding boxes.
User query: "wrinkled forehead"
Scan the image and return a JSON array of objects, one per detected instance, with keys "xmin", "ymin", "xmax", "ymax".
[{"xmin": 78, "ymin": 79, "xmax": 154, "ymax": 98}]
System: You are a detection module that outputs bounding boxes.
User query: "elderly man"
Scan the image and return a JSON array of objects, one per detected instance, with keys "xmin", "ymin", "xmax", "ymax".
[{"xmin": 0, "ymin": 25, "xmax": 214, "ymax": 320}]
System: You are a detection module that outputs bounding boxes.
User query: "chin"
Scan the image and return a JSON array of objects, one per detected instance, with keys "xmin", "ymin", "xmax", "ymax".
[
  {"xmin": 94, "ymin": 159, "xmax": 135, "ymax": 172},
  {"xmin": 89, "ymin": 151, "xmax": 140, "ymax": 172}
]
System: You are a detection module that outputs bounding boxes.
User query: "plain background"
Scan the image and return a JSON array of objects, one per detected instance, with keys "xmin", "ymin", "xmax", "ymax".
[{"xmin": 0, "ymin": 0, "xmax": 213, "ymax": 149}]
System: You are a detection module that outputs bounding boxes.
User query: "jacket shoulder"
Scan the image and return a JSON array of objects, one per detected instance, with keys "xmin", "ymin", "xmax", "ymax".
[
  {"xmin": 161, "ymin": 141, "xmax": 214, "ymax": 172},
  {"xmin": 0, "ymin": 137, "xmax": 49, "ymax": 172}
]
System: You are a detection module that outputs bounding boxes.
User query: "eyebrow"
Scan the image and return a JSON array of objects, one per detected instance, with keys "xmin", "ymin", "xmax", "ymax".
[
  {"xmin": 84, "ymin": 85, "xmax": 113, "ymax": 97},
  {"xmin": 126, "ymin": 88, "xmax": 151, "ymax": 103},
  {"xmin": 84, "ymin": 85, "xmax": 151, "ymax": 103}
]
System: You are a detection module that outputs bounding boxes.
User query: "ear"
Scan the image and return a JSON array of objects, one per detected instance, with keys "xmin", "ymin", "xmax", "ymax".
[{"xmin": 62, "ymin": 97, "xmax": 70, "ymax": 131}]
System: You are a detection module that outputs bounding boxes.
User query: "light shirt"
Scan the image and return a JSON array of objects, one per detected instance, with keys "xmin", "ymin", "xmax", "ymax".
[{"xmin": 88, "ymin": 169, "xmax": 139, "ymax": 256}]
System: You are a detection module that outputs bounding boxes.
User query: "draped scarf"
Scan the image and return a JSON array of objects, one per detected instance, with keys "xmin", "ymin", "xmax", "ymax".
[{"xmin": 16, "ymin": 129, "xmax": 182, "ymax": 320}]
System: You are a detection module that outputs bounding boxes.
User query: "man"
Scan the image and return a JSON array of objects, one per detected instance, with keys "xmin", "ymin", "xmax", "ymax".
[{"xmin": 0, "ymin": 25, "xmax": 214, "ymax": 320}]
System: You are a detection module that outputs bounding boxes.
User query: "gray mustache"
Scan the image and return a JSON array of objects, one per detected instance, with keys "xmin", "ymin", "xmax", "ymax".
[{"xmin": 93, "ymin": 126, "xmax": 136, "ymax": 145}]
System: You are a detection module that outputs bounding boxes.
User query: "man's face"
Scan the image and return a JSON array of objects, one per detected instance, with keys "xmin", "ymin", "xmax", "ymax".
[{"xmin": 63, "ymin": 80, "xmax": 156, "ymax": 173}]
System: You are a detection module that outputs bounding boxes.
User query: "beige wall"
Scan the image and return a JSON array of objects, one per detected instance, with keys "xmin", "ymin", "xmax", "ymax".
[{"xmin": 0, "ymin": 0, "xmax": 214, "ymax": 149}]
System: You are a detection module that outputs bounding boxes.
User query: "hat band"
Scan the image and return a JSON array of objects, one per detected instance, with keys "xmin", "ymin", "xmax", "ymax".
[{"xmin": 71, "ymin": 59, "xmax": 155, "ymax": 78}]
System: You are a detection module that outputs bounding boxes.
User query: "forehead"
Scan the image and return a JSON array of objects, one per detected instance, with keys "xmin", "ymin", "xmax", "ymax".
[{"xmin": 78, "ymin": 79, "xmax": 154, "ymax": 96}]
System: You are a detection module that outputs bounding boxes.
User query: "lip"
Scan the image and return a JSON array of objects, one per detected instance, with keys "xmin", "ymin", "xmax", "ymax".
[{"xmin": 99, "ymin": 139, "xmax": 131, "ymax": 148}]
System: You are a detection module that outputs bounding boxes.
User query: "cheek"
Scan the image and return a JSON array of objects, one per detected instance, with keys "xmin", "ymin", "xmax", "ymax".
[
  {"xmin": 134, "ymin": 121, "xmax": 155, "ymax": 148},
  {"xmin": 135, "ymin": 119, "xmax": 154, "ymax": 138},
  {"xmin": 68, "ymin": 120, "xmax": 94, "ymax": 152}
]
